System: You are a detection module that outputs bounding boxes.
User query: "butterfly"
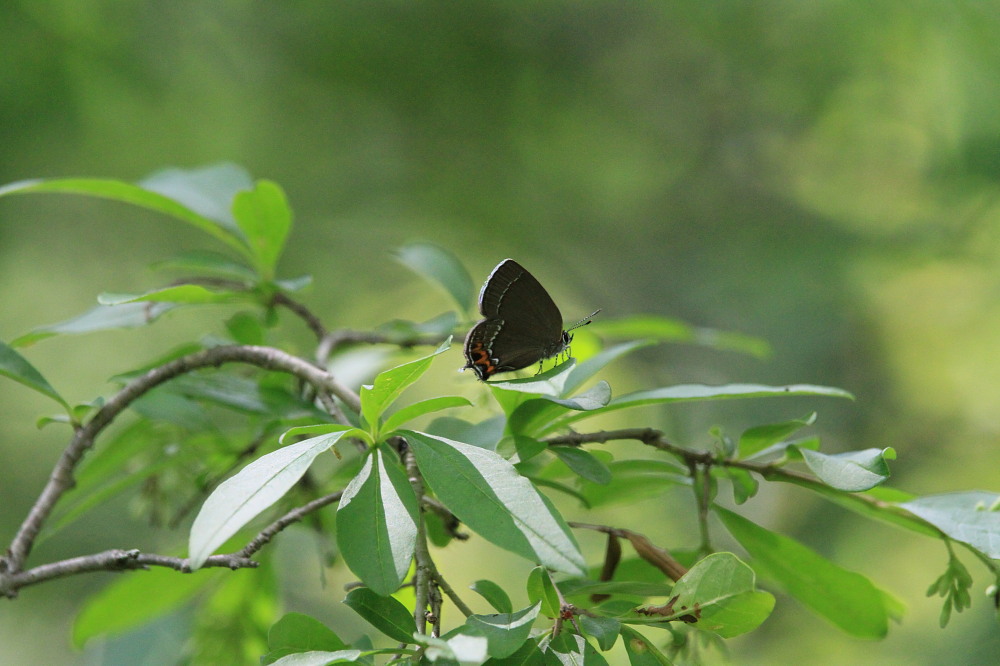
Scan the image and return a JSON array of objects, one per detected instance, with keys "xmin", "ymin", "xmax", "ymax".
[{"xmin": 463, "ymin": 258, "xmax": 598, "ymax": 380}]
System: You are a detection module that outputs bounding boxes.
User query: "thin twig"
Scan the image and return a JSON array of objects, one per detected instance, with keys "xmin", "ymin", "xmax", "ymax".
[
  {"xmin": 238, "ymin": 490, "xmax": 344, "ymax": 559},
  {"xmin": 404, "ymin": 445, "xmax": 431, "ymax": 635}
]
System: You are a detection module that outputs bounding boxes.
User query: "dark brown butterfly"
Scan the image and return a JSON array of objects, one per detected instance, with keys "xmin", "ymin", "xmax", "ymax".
[{"xmin": 463, "ymin": 259, "xmax": 598, "ymax": 381}]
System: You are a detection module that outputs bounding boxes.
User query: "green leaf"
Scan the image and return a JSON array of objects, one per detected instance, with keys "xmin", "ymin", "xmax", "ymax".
[
  {"xmin": 901, "ymin": 492, "xmax": 1000, "ymax": 558},
  {"xmin": 0, "ymin": 340, "xmax": 70, "ymax": 410},
  {"xmin": 359, "ymin": 341, "xmax": 451, "ymax": 431},
  {"xmin": 526, "ymin": 567, "xmax": 561, "ymax": 618},
  {"xmin": 73, "ymin": 566, "xmax": 218, "ymax": 647},
  {"xmin": 560, "ymin": 580, "xmax": 675, "ymax": 599},
  {"xmin": 579, "ymin": 615, "xmax": 621, "ymax": 651},
  {"xmin": 466, "ymin": 603, "xmax": 541, "ymax": 658},
  {"xmin": 269, "ymin": 650, "xmax": 363, "ymax": 665},
  {"xmin": 268, "ymin": 612, "xmax": 348, "ymax": 652},
  {"xmin": 716, "ymin": 507, "xmax": 888, "ymax": 638},
  {"xmin": 619, "ymin": 626, "xmax": 673, "ymax": 665},
  {"xmin": 546, "ymin": 633, "xmax": 609, "ymax": 665},
  {"xmin": 232, "ymin": 180, "xmax": 293, "ymax": 280},
  {"xmin": 405, "ymin": 430, "xmax": 585, "ymax": 575},
  {"xmin": 483, "ymin": 639, "xmax": 544, "ymax": 665},
  {"xmin": 470, "ymin": 580, "xmax": 514, "ymax": 614},
  {"xmin": 342, "ymin": 587, "xmax": 417, "ymax": 643},
  {"xmin": 337, "ymin": 447, "xmax": 420, "ymax": 596},
  {"xmin": 395, "ymin": 242, "xmax": 475, "ymax": 313},
  {"xmin": 578, "ymin": 460, "xmax": 689, "ymax": 508},
  {"xmin": 188, "ymin": 428, "xmax": 352, "ymax": 569},
  {"xmin": 486, "ymin": 360, "xmax": 576, "ymax": 398},
  {"xmin": 797, "ymin": 447, "xmax": 894, "ymax": 492},
  {"xmin": 606, "ymin": 383, "xmax": 853, "ymax": 411},
  {"xmin": 551, "ymin": 446, "xmax": 612, "ymax": 485},
  {"xmin": 627, "ymin": 552, "xmax": 774, "ymax": 639},
  {"xmin": 152, "ymin": 249, "xmax": 257, "ymax": 282},
  {"xmin": 591, "ymin": 314, "xmax": 771, "ymax": 358},
  {"xmin": 382, "ymin": 396, "xmax": 472, "ymax": 434},
  {"xmin": 98, "ymin": 284, "xmax": 250, "ymax": 305},
  {"xmin": 10, "ymin": 303, "xmax": 176, "ymax": 347},
  {"xmin": 0, "ymin": 175, "xmax": 250, "ymax": 257},
  {"xmin": 262, "ymin": 613, "xmax": 349, "ymax": 664},
  {"xmin": 738, "ymin": 413, "xmax": 817, "ymax": 458},
  {"xmin": 563, "ymin": 340, "xmax": 657, "ymax": 395}
]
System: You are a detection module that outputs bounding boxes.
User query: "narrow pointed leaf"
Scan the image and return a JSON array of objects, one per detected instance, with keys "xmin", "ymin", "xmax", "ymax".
[
  {"xmin": 359, "ymin": 340, "xmax": 451, "ymax": 428},
  {"xmin": 546, "ymin": 633, "xmax": 609, "ymax": 665},
  {"xmin": 337, "ymin": 447, "xmax": 419, "ymax": 595},
  {"xmin": 0, "ymin": 176, "xmax": 249, "ymax": 257},
  {"xmin": 580, "ymin": 616, "xmax": 621, "ymax": 651},
  {"xmin": 592, "ymin": 315, "xmax": 770, "ymax": 358},
  {"xmin": 382, "ymin": 396, "xmax": 472, "ymax": 434},
  {"xmin": 0, "ymin": 340, "xmax": 69, "ymax": 410},
  {"xmin": 405, "ymin": 430, "xmax": 585, "ymax": 575},
  {"xmin": 395, "ymin": 242, "xmax": 475, "ymax": 313},
  {"xmin": 717, "ymin": 507, "xmax": 888, "ymax": 637},
  {"xmin": 270, "ymin": 651, "xmax": 362, "ymax": 665},
  {"xmin": 267, "ymin": 612, "xmax": 348, "ymax": 653},
  {"xmin": 11, "ymin": 303, "xmax": 175, "ymax": 347},
  {"xmin": 188, "ymin": 428, "xmax": 350, "ymax": 569},
  {"xmin": 152, "ymin": 250, "xmax": 257, "ymax": 281},
  {"xmin": 98, "ymin": 284, "xmax": 249, "ymax": 305}
]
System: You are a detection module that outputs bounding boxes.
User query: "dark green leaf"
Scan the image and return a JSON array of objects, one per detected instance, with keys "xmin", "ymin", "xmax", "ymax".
[
  {"xmin": 545, "ymin": 633, "xmax": 609, "ymax": 665},
  {"xmin": 405, "ymin": 430, "xmax": 585, "ymax": 575},
  {"xmin": 551, "ymin": 446, "xmax": 612, "ymax": 485},
  {"xmin": 579, "ymin": 615, "xmax": 621, "ymax": 651},
  {"xmin": 483, "ymin": 638, "xmax": 544, "ymax": 665},
  {"xmin": 265, "ymin": 612, "xmax": 348, "ymax": 662},
  {"xmin": 619, "ymin": 626, "xmax": 673, "ymax": 665},
  {"xmin": 470, "ymin": 580, "xmax": 514, "ymax": 614},
  {"xmin": 0, "ymin": 340, "xmax": 69, "ymax": 410},
  {"xmin": 717, "ymin": 507, "xmax": 888, "ymax": 637},
  {"xmin": 343, "ymin": 588, "xmax": 417, "ymax": 643},
  {"xmin": 337, "ymin": 447, "xmax": 420, "ymax": 596},
  {"xmin": 395, "ymin": 242, "xmax": 475, "ymax": 313},
  {"xmin": 466, "ymin": 603, "xmax": 541, "ymax": 658}
]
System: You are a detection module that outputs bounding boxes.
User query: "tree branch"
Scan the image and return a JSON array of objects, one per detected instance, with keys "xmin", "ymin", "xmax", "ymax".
[{"xmin": 3, "ymin": 345, "xmax": 360, "ymax": 576}]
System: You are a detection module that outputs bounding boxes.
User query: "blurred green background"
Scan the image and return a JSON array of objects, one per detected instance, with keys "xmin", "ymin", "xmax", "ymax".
[{"xmin": 2, "ymin": 1, "xmax": 1000, "ymax": 664}]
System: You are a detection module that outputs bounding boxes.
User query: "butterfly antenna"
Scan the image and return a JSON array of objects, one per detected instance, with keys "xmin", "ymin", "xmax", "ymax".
[{"xmin": 567, "ymin": 309, "xmax": 601, "ymax": 332}]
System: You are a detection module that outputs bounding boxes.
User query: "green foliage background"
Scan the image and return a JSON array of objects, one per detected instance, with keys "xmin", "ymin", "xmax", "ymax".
[{"xmin": 2, "ymin": 2, "xmax": 999, "ymax": 664}]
